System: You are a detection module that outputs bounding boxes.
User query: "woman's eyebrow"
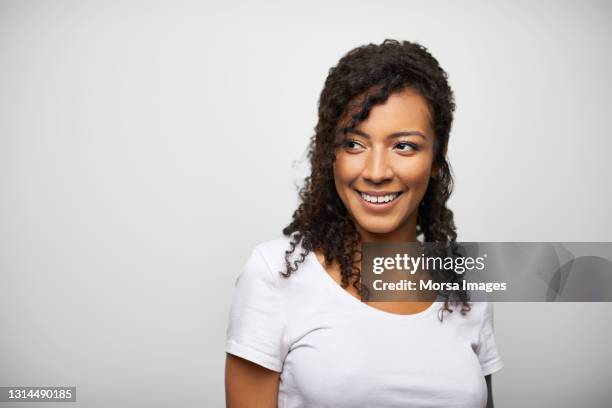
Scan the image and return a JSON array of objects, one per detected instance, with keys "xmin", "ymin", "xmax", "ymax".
[{"xmin": 339, "ymin": 127, "xmax": 426, "ymax": 140}]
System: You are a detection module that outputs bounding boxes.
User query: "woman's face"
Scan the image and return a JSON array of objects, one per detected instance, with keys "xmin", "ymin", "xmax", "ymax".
[{"xmin": 333, "ymin": 88, "xmax": 438, "ymax": 242}]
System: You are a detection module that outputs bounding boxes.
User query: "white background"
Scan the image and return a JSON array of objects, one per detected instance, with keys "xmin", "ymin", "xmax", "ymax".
[{"xmin": 1, "ymin": 0, "xmax": 611, "ymax": 406}]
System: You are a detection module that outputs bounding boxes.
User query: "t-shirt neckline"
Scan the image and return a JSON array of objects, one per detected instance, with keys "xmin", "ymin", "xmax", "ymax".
[{"xmin": 307, "ymin": 249, "xmax": 441, "ymax": 321}]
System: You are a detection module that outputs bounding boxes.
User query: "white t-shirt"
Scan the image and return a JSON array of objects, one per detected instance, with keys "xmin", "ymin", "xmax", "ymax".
[{"xmin": 226, "ymin": 236, "xmax": 504, "ymax": 408}]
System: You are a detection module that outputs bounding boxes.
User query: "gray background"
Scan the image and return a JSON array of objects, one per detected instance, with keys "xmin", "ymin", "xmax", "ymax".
[{"xmin": 1, "ymin": 0, "xmax": 611, "ymax": 406}]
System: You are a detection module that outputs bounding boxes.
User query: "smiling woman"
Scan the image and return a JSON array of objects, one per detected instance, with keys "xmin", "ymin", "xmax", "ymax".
[{"xmin": 225, "ymin": 39, "xmax": 503, "ymax": 408}]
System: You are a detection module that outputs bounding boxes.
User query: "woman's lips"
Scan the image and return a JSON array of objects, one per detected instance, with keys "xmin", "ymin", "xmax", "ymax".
[{"xmin": 354, "ymin": 189, "xmax": 403, "ymax": 213}]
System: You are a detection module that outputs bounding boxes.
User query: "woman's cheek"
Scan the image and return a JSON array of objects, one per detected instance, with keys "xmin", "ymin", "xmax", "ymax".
[
  {"xmin": 334, "ymin": 155, "xmax": 361, "ymax": 185},
  {"xmin": 396, "ymin": 158, "xmax": 432, "ymax": 190}
]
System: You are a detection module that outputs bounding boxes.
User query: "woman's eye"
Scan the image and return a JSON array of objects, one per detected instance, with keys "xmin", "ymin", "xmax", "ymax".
[
  {"xmin": 343, "ymin": 140, "xmax": 363, "ymax": 151},
  {"xmin": 395, "ymin": 142, "xmax": 418, "ymax": 152}
]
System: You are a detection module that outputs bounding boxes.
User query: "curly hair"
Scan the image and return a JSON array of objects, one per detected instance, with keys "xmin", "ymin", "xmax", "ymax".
[{"xmin": 281, "ymin": 39, "xmax": 470, "ymax": 320}]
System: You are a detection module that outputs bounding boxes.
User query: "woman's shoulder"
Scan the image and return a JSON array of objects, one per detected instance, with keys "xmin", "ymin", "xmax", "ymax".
[
  {"xmin": 245, "ymin": 234, "xmax": 308, "ymax": 281},
  {"xmin": 252, "ymin": 233, "xmax": 305, "ymax": 265},
  {"xmin": 467, "ymin": 300, "xmax": 494, "ymax": 322},
  {"xmin": 441, "ymin": 299, "xmax": 493, "ymax": 328},
  {"xmin": 457, "ymin": 301, "xmax": 496, "ymax": 336}
]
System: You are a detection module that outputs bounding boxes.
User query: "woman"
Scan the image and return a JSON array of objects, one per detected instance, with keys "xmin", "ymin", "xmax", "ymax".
[{"xmin": 225, "ymin": 39, "xmax": 503, "ymax": 407}]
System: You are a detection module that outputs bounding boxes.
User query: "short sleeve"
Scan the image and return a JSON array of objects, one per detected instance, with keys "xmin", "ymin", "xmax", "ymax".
[
  {"xmin": 476, "ymin": 302, "xmax": 504, "ymax": 376},
  {"xmin": 225, "ymin": 248, "xmax": 288, "ymax": 372}
]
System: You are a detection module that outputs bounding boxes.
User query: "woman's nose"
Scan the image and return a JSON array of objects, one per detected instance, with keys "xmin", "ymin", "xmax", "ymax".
[{"xmin": 362, "ymin": 149, "xmax": 393, "ymax": 183}]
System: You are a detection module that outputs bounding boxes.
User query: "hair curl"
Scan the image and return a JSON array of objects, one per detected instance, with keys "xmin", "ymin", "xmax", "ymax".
[{"xmin": 281, "ymin": 39, "xmax": 470, "ymax": 320}]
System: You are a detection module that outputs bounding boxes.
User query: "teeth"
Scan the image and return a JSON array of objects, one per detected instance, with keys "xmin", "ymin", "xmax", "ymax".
[{"xmin": 359, "ymin": 192, "xmax": 400, "ymax": 204}]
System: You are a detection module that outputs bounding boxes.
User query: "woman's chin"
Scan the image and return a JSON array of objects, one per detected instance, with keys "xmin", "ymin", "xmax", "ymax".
[{"xmin": 354, "ymin": 220, "xmax": 399, "ymax": 236}]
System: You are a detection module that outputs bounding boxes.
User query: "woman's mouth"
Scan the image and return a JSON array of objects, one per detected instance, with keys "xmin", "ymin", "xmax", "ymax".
[{"xmin": 354, "ymin": 189, "xmax": 403, "ymax": 212}]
